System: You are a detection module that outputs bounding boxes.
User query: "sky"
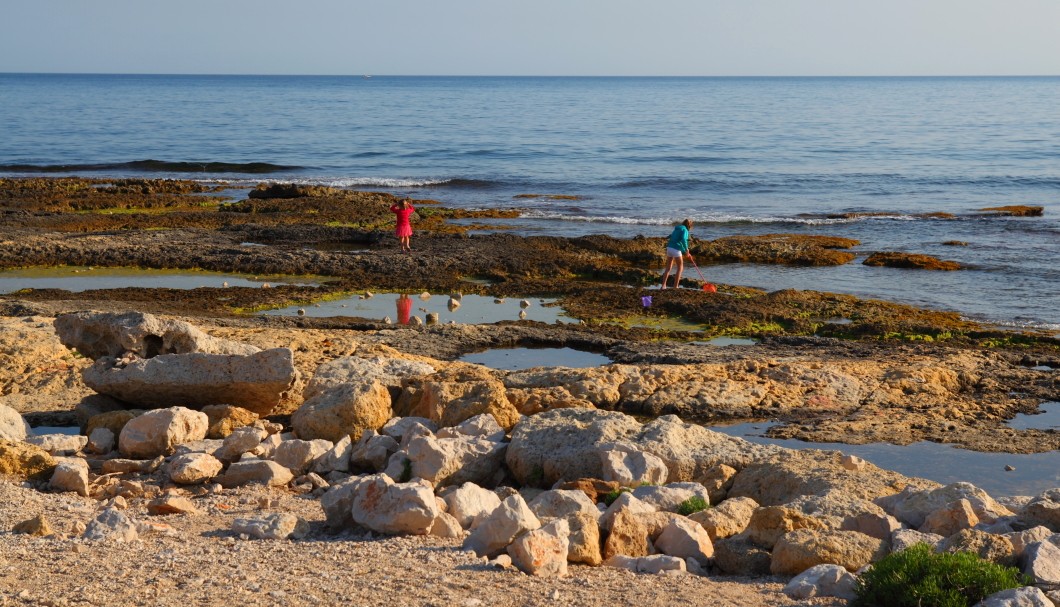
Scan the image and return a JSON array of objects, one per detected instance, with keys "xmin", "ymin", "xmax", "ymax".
[{"xmin": 2, "ymin": 0, "xmax": 1059, "ymax": 76}]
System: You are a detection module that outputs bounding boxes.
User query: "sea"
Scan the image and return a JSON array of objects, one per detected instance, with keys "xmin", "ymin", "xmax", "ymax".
[{"xmin": 1, "ymin": 73, "xmax": 1057, "ymax": 332}]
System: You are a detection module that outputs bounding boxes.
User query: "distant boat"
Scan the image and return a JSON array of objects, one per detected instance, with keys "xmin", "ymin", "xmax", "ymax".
[{"xmin": 363, "ymin": 75, "xmax": 371, "ymax": 79}]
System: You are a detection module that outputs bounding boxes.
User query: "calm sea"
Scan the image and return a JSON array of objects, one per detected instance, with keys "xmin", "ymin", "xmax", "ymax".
[{"xmin": 0, "ymin": 74, "xmax": 1057, "ymax": 331}]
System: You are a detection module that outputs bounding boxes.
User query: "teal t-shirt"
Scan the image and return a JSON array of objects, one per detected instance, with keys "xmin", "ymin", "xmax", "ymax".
[{"xmin": 667, "ymin": 225, "xmax": 690, "ymax": 252}]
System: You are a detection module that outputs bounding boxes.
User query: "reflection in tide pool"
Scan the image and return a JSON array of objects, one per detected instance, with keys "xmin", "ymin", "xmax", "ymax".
[
  {"xmin": 459, "ymin": 347, "xmax": 612, "ymax": 371},
  {"xmin": 1007, "ymin": 402, "xmax": 1060, "ymax": 431},
  {"xmin": 0, "ymin": 266, "xmax": 325, "ymax": 292},
  {"xmin": 711, "ymin": 422, "xmax": 1060, "ymax": 498},
  {"xmin": 262, "ymin": 292, "xmax": 575, "ymax": 325}
]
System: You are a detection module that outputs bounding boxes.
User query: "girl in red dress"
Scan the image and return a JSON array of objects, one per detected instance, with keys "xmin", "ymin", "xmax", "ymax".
[{"xmin": 390, "ymin": 198, "xmax": 415, "ymax": 252}]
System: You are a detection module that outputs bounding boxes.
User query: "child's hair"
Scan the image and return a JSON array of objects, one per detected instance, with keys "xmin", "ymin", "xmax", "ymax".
[{"xmin": 682, "ymin": 219, "xmax": 693, "ymax": 230}]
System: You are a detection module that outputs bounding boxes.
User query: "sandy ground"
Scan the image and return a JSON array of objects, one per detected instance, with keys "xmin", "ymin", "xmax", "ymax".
[{"xmin": 0, "ymin": 481, "xmax": 844, "ymax": 607}]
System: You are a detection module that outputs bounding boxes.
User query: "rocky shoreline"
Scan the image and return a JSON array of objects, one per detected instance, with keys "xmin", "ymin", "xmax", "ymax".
[{"xmin": 1, "ymin": 177, "xmax": 1059, "ymax": 605}]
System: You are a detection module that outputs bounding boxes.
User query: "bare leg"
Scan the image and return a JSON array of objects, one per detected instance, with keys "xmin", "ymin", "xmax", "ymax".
[
  {"xmin": 661, "ymin": 257, "xmax": 676, "ymax": 289},
  {"xmin": 673, "ymin": 258, "xmax": 684, "ymax": 288}
]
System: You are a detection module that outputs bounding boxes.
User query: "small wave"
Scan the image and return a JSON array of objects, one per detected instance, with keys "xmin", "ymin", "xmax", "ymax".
[
  {"xmin": 516, "ymin": 210, "xmax": 858, "ymax": 226},
  {"xmin": 0, "ymin": 159, "xmax": 301, "ymax": 174}
]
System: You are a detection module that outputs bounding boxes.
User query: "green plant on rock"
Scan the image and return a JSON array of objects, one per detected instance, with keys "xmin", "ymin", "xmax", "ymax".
[
  {"xmin": 398, "ymin": 457, "xmax": 412, "ymax": 483},
  {"xmin": 851, "ymin": 543, "xmax": 1031, "ymax": 607},
  {"xmin": 676, "ymin": 496, "xmax": 709, "ymax": 516},
  {"xmin": 603, "ymin": 487, "xmax": 630, "ymax": 507}
]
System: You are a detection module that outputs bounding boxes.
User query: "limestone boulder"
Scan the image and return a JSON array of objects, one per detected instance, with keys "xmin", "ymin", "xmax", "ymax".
[
  {"xmin": 633, "ymin": 415, "xmax": 779, "ymax": 483},
  {"xmin": 436, "ymin": 413, "xmax": 506, "ymax": 442},
  {"xmin": 118, "ymin": 407, "xmax": 208, "ymax": 458},
  {"xmin": 566, "ymin": 511, "xmax": 603, "ymax": 566},
  {"xmin": 312, "ymin": 435, "xmax": 353, "ymax": 475},
  {"xmin": 444, "ymin": 482, "xmax": 502, "ymax": 529},
  {"xmin": 167, "ymin": 452, "xmax": 223, "ymax": 485},
  {"xmin": 891, "ymin": 528, "xmax": 944, "ymax": 552},
  {"xmin": 200, "ymin": 404, "xmax": 258, "ymax": 439},
  {"xmin": 731, "ymin": 449, "xmax": 935, "ymax": 508},
  {"xmin": 273, "ymin": 438, "xmax": 333, "ymax": 475},
  {"xmin": 49, "ymin": 458, "xmax": 90, "ymax": 496},
  {"xmin": 349, "ymin": 430, "xmax": 400, "ymax": 473},
  {"xmin": 233, "ymin": 513, "xmax": 309, "ymax": 540},
  {"xmin": 700, "ymin": 464, "xmax": 738, "ymax": 504},
  {"xmin": 1020, "ymin": 489, "xmax": 1060, "ymax": 531},
  {"xmin": 349, "ymin": 474, "xmax": 440, "ymax": 536},
  {"xmin": 82, "ymin": 348, "xmax": 296, "ymax": 416},
  {"xmin": 12, "ymin": 514, "xmax": 54, "ymax": 537},
  {"xmin": 605, "ymin": 554, "xmax": 686, "ymax": 575},
  {"xmin": 555, "ymin": 478, "xmax": 621, "ymax": 504},
  {"xmin": 0, "ymin": 403, "xmax": 30, "ymax": 441},
  {"xmin": 783, "ymin": 564, "xmax": 858, "ymax": 601},
  {"xmin": 920, "ymin": 498, "xmax": 980, "ymax": 536},
  {"xmin": 690, "ymin": 496, "xmax": 758, "ymax": 541},
  {"xmin": 416, "ymin": 366, "xmax": 521, "ymax": 430},
  {"xmin": 502, "ymin": 365, "xmax": 632, "ymax": 410},
  {"xmin": 771, "ymin": 529, "xmax": 888, "ymax": 576},
  {"xmin": 938, "ymin": 528, "xmax": 1015, "ymax": 566},
  {"xmin": 54, "ymin": 311, "xmax": 260, "ymax": 359},
  {"xmin": 599, "ymin": 446, "xmax": 668, "ymax": 487},
  {"xmin": 632, "ymin": 483, "xmax": 711, "ymax": 513},
  {"xmin": 600, "ymin": 492, "xmax": 657, "ymax": 532},
  {"xmin": 464, "ymin": 494, "xmax": 541, "ymax": 558},
  {"xmin": 1022, "ymin": 539, "xmax": 1060, "ymax": 585},
  {"xmin": 507, "ymin": 518, "xmax": 570, "ymax": 577},
  {"xmin": 381, "ymin": 417, "xmax": 439, "ymax": 442},
  {"xmin": 713, "ymin": 534, "xmax": 773, "ymax": 576},
  {"xmin": 746, "ymin": 505, "xmax": 827, "ymax": 550},
  {"xmin": 102, "ymin": 456, "xmax": 164, "ymax": 475},
  {"xmin": 292, "ymin": 379, "xmax": 391, "ymax": 443},
  {"xmin": 86, "ymin": 427, "xmax": 115, "ymax": 454},
  {"xmin": 0, "ymin": 439, "xmax": 56, "ymax": 480},
  {"xmin": 654, "ymin": 517, "xmax": 714, "ymax": 562},
  {"xmin": 976, "ymin": 586, "xmax": 1052, "ymax": 607},
  {"xmin": 1004, "ymin": 526, "xmax": 1053, "ymax": 559},
  {"xmin": 26, "ymin": 434, "xmax": 88, "ymax": 455},
  {"xmin": 506, "ymin": 408, "xmax": 641, "ymax": 487},
  {"xmin": 429, "ymin": 512, "xmax": 464, "ymax": 538},
  {"xmin": 390, "ymin": 434, "xmax": 506, "ymax": 488},
  {"xmin": 303, "ymin": 355, "xmax": 436, "ymax": 403},
  {"xmin": 215, "ymin": 426, "xmax": 267, "ymax": 462},
  {"xmin": 528, "ymin": 489, "xmax": 599, "ymax": 523},
  {"xmin": 602, "ymin": 506, "xmax": 652, "ymax": 561},
  {"xmin": 85, "ymin": 410, "xmax": 140, "ymax": 442},
  {"xmin": 875, "ymin": 482, "xmax": 1012, "ymax": 529},
  {"xmin": 219, "ymin": 460, "xmax": 293, "ymax": 488}
]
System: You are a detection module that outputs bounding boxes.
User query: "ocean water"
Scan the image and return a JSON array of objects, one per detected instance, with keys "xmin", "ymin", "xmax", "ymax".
[{"xmin": 1, "ymin": 74, "xmax": 1057, "ymax": 330}]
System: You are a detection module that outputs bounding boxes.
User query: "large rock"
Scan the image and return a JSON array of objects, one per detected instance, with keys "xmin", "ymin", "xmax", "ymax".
[
  {"xmin": 690, "ymin": 496, "xmax": 758, "ymax": 541},
  {"xmin": 85, "ymin": 410, "xmax": 140, "ymax": 441},
  {"xmin": 0, "ymin": 439, "xmax": 56, "ymax": 480},
  {"xmin": 713, "ymin": 534, "xmax": 773, "ymax": 576},
  {"xmin": 507, "ymin": 519, "xmax": 570, "ymax": 577},
  {"xmin": 219, "ymin": 460, "xmax": 293, "ymax": 488},
  {"xmin": 631, "ymin": 483, "xmax": 711, "ymax": 513},
  {"xmin": 118, "ymin": 407, "xmax": 209, "ymax": 458},
  {"xmin": 392, "ymin": 435, "xmax": 506, "ymax": 488},
  {"xmin": 976, "ymin": 587, "xmax": 1052, "ymax": 607},
  {"xmin": 875, "ymin": 482, "xmax": 1012, "ymax": 529},
  {"xmin": 566, "ymin": 511, "xmax": 603, "ymax": 565},
  {"xmin": 201, "ymin": 404, "xmax": 259, "ymax": 439},
  {"xmin": 303, "ymin": 356, "xmax": 436, "ymax": 402},
  {"xmin": 634, "ymin": 415, "xmax": 779, "ymax": 483},
  {"xmin": 292, "ymin": 379, "xmax": 392, "ymax": 443},
  {"xmin": 273, "ymin": 438, "xmax": 333, "ymax": 475},
  {"xmin": 54, "ymin": 311, "xmax": 259, "ymax": 359},
  {"xmin": 444, "ymin": 482, "xmax": 502, "ymax": 529},
  {"xmin": 464, "ymin": 494, "xmax": 541, "ymax": 558},
  {"xmin": 82, "ymin": 348, "xmax": 296, "ymax": 416},
  {"xmin": 654, "ymin": 517, "xmax": 714, "ymax": 562},
  {"xmin": 49, "ymin": 458, "xmax": 90, "ymax": 496},
  {"xmin": 215, "ymin": 426, "xmax": 267, "ymax": 462},
  {"xmin": 414, "ymin": 366, "xmax": 521, "ymax": 430},
  {"xmin": 770, "ymin": 529, "xmax": 888, "ymax": 575},
  {"xmin": 26, "ymin": 434, "xmax": 88, "ymax": 455},
  {"xmin": 599, "ymin": 446, "xmax": 668, "ymax": 487},
  {"xmin": 0, "ymin": 403, "xmax": 30, "ymax": 441},
  {"xmin": 349, "ymin": 474, "xmax": 440, "ymax": 536},
  {"xmin": 783, "ymin": 564, "xmax": 858, "ymax": 601},
  {"xmin": 167, "ymin": 452, "xmax": 223, "ymax": 485},
  {"xmin": 746, "ymin": 505, "xmax": 827, "ymax": 549},
  {"xmin": 602, "ymin": 506, "xmax": 652, "ymax": 561},
  {"xmin": 1022, "ymin": 539, "xmax": 1060, "ymax": 585},
  {"xmin": 1021, "ymin": 489, "xmax": 1060, "ymax": 531},
  {"xmin": 312, "ymin": 435, "xmax": 353, "ymax": 475},
  {"xmin": 506, "ymin": 409, "xmax": 642, "ymax": 487},
  {"xmin": 528, "ymin": 489, "xmax": 599, "ymax": 523},
  {"xmin": 938, "ymin": 529, "xmax": 1015, "ymax": 566},
  {"xmin": 349, "ymin": 430, "xmax": 399, "ymax": 473},
  {"xmin": 920, "ymin": 498, "xmax": 980, "ymax": 536}
]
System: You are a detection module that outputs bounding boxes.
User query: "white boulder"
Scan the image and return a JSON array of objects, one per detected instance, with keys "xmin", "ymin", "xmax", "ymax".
[{"xmin": 118, "ymin": 407, "xmax": 208, "ymax": 458}]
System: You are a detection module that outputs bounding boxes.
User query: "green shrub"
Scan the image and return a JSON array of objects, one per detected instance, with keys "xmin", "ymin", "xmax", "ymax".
[
  {"xmin": 676, "ymin": 496, "xmax": 709, "ymax": 516},
  {"xmin": 852, "ymin": 543, "xmax": 1031, "ymax": 607},
  {"xmin": 398, "ymin": 457, "xmax": 412, "ymax": 483},
  {"xmin": 603, "ymin": 487, "xmax": 630, "ymax": 507}
]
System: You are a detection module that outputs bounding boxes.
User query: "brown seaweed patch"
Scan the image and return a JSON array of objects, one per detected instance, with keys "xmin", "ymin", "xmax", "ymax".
[
  {"xmin": 942, "ymin": 240, "xmax": 969, "ymax": 246},
  {"xmin": 696, "ymin": 234, "xmax": 859, "ymax": 267},
  {"xmin": 976, "ymin": 205, "xmax": 1044, "ymax": 217},
  {"xmin": 863, "ymin": 252, "xmax": 961, "ymax": 271}
]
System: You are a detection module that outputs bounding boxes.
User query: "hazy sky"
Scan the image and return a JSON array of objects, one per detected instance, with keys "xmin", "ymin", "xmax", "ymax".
[{"xmin": 3, "ymin": 0, "xmax": 1059, "ymax": 76}]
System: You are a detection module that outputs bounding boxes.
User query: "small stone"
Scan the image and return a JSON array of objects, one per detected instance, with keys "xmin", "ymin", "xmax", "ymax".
[
  {"xmin": 232, "ymin": 513, "xmax": 308, "ymax": 540},
  {"xmin": 147, "ymin": 495, "xmax": 199, "ymax": 516},
  {"xmin": 12, "ymin": 514, "xmax": 54, "ymax": 537},
  {"xmin": 1004, "ymin": 465, "xmax": 1015, "ymax": 472}
]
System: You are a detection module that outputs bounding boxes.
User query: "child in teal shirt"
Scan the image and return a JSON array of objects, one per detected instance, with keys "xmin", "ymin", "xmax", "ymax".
[{"xmin": 661, "ymin": 219, "xmax": 693, "ymax": 289}]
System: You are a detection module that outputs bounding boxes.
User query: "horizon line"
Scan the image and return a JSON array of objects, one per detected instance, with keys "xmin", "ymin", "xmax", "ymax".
[{"xmin": 2, "ymin": 71, "xmax": 1059, "ymax": 79}]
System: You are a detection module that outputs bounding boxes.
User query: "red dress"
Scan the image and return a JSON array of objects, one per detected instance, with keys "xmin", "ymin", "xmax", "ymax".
[
  {"xmin": 396, "ymin": 295, "xmax": 412, "ymax": 325},
  {"xmin": 391, "ymin": 204, "xmax": 414, "ymax": 238}
]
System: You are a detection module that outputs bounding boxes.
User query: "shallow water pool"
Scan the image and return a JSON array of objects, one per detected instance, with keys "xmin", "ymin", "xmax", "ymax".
[
  {"xmin": 1007, "ymin": 402, "xmax": 1060, "ymax": 432},
  {"xmin": 262, "ymin": 292, "xmax": 575, "ymax": 325},
  {"xmin": 711, "ymin": 422, "xmax": 1060, "ymax": 498},
  {"xmin": 0, "ymin": 266, "xmax": 326, "ymax": 292},
  {"xmin": 458, "ymin": 347, "xmax": 612, "ymax": 371}
]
